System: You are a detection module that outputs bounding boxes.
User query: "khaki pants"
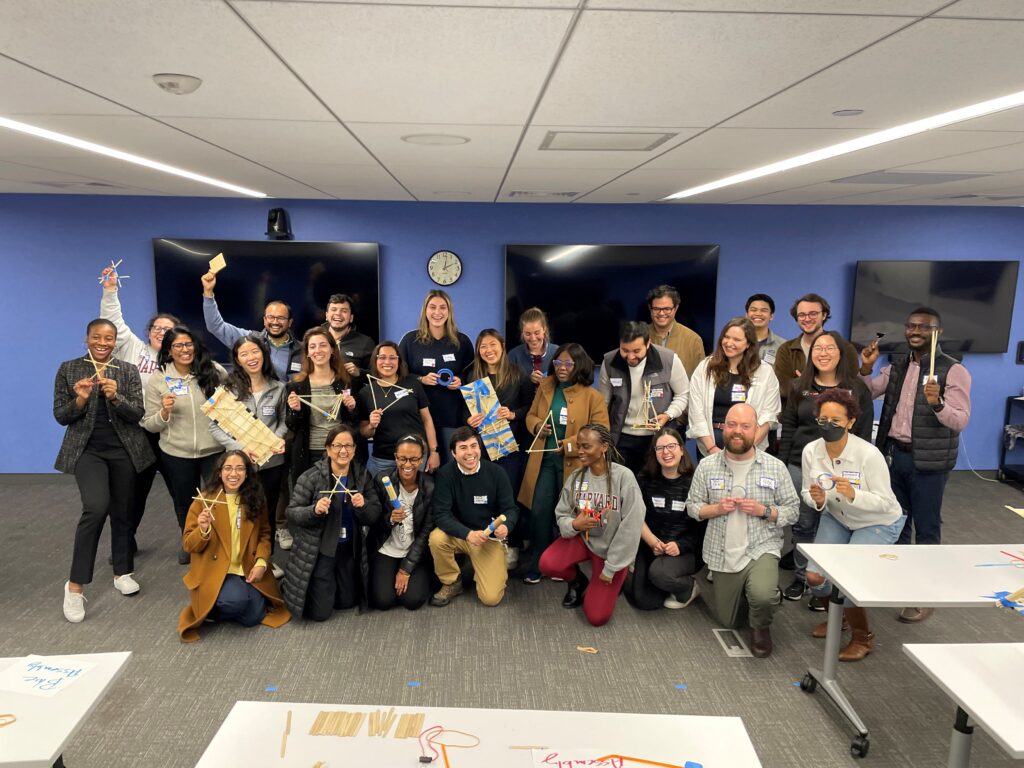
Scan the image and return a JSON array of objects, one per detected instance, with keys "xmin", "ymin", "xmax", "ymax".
[
  {"xmin": 428, "ymin": 529, "xmax": 508, "ymax": 606},
  {"xmin": 709, "ymin": 554, "xmax": 781, "ymax": 630}
]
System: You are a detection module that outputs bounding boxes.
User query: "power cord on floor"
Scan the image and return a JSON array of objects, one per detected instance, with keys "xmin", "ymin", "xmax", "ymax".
[{"xmin": 959, "ymin": 437, "xmax": 999, "ymax": 483}]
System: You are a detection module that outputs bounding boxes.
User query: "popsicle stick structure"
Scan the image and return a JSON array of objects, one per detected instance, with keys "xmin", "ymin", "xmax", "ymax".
[
  {"xmin": 459, "ymin": 378, "xmax": 518, "ymax": 460},
  {"xmin": 192, "ymin": 488, "xmax": 223, "ymax": 521},
  {"xmin": 200, "ymin": 386, "xmax": 284, "ymax": 466},
  {"xmin": 630, "ymin": 380, "xmax": 661, "ymax": 430},
  {"xmin": 366, "ymin": 374, "xmax": 414, "ymax": 414},
  {"xmin": 208, "ymin": 253, "xmax": 227, "ymax": 274},
  {"xmin": 320, "ymin": 473, "xmax": 356, "ymax": 499},
  {"xmin": 294, "ymin": 392, "xmax": 347, "ymax": 421},
  {"xmin": 83, "ymin": 352, "xmax": 118, "ymax": 380},
  {"xmin": 97, "ymin": 259, "xmax": 130, "ymax": 288},
  {"xmin": 526, "ymin": 411, "xmax": 561, "ymax": 453}
]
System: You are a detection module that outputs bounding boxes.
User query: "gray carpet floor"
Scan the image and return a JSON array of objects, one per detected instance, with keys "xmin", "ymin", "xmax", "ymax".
[{"xmin": 1, "ymin": 471, "xmax": 1022, "ymax": 768}]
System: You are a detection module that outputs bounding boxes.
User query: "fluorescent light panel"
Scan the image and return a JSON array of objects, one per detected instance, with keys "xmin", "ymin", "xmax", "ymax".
[
  {"xmin": 663, "ymin": 88, "xmax": 1024, "ymax": 201},
  {"xmin": 0, "ymin": 115, "xmax": 267, "ymax": 198}
]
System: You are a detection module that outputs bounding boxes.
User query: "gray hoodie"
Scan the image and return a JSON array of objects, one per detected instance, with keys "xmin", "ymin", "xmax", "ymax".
[
  {"xmin": 554, "ymin": 462, "xmax": 644, "ymax": 580},
  {"xmin": 143, "ymin": 363, "xmax": 226, "ymax": 459}
]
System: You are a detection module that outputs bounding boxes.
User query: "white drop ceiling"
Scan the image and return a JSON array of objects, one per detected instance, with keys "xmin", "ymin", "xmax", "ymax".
[{"xmin": 1, "ymin": 0, "xmax": 1022, "ymax": 204}]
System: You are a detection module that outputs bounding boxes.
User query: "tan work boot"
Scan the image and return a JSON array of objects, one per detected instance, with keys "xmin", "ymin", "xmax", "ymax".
[
  {"xmin": 838, "ymin": 607, "xmax": 875, "ymax": 662},
  {"xmin": 430, "ymin": 581, "xmax": 464, "ymax": 607}
]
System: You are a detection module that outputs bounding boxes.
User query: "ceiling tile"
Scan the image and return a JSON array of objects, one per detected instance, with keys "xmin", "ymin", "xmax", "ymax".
[
  {"xmin": 935, "ymin": 0, "xmax": 1024, "ymax": 19},
  {"xmin": 514, "ymin": 125, "xmax": 703, "ymax": 169},
  {"xmin": 897, "ymin": 140, "xmax": 1024, "ymax": 172},
  {"xmin": 278, "ymin": 0, "xmax": 579, "ymax": 6},
  {"xmin": 0, "ymin": 57, "xmax": 128, "ymax": 116},
  {"xmin": 347, "ymin": 123, "xmax": 522, "ymax": 168},
  {"xmin": 586, "ymin": 0, "xmax": 943, "ymax": 13}
]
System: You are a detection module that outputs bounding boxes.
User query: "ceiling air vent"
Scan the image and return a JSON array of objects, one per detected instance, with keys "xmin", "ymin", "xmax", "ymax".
[
  {"xmin": 540, "ymin": 131, "xmax": 676, "ymax": 152},
  {"xmin": 508, "ymin": 191, "xmax": 578, "ymax": 199},
  {"xmin": 830, "ymin": 171, "xmax": 990, "ymax": 185}
]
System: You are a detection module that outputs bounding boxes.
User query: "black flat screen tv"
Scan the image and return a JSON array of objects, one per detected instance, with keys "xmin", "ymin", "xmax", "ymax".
[
  {"xmin": 152, "ymin": 238, "xmax": 379, "ymax": 363},
  {"xmin": 505, "ymin": 244, "xmax": 719, "ymax": 366},
  {"xmin": 849, "ymin": 260, "xmax": 1019, "ymax": 354}
]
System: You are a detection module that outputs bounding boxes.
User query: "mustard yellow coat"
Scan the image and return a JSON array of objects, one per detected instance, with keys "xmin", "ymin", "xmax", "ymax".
[{"xmin": 178, "ymin": 497, "xmax": 291, "ymax": 643}]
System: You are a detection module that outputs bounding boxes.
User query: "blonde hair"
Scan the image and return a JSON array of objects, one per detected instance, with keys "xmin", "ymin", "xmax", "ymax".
[
  {"xmin": 469, "ymin": 329, "xmax": 521, "ymax": 392},
  {"xmin": 415, "ymin": 289, "xmax": 462, "ymax": 348}
]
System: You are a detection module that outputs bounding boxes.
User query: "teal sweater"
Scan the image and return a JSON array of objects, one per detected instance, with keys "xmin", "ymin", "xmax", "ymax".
[{"xmin": 432, "ymin": 461, "xmax": 519, "ymax": 539}]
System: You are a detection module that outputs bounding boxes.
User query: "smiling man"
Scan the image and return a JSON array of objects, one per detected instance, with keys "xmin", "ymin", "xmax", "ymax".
[
  {"xmin": 428, "ymin": 427, "xmax": 519, "ymax": 607},
  {"xmin": 201, "ymin": 271, "xmax": 301, "ymax": 381},
  {"xmin": 320, "ymin": 293, "xmax": 376, "ymax": 382},
  {"xmin": 859, "ymin": 307, "xmax": 971, "ymax": 624}
]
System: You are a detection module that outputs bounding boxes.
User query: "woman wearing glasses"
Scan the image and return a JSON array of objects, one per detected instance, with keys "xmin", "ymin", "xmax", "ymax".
[
  {"xmin": 687, "ymin": 318, "xmax": 780, "ymax": 457},
  {"xmin": 518, "ymin": 343, "xmax": 610, "ymax": 584},
  {"xmin": 281, "ymin": 424, "xmax": 382, "ymax": 621},
  {"xmin": 358, "ymin": 341, "xmax": 439, "ymax": 476},
  {"xmin": 778, "ymin": 330, "xmax": 874, "ymax": 606},
  {"xmin": 368, "ymin": 434, "xmax": 435, "ymax": 611},
  {"xmin": 99, "ymin": 267, "xmax": 179, "ymax": 560},
  {"xmin": 286, "ymin": 328, "xmax": 357, "ymax": 491},
  {"xmin": 178, "ymin": 451, "xmax": 291, "ymax": 642},
  {"xmin": 623, "ymin": 428, "xmax": 705, "ymax": 611},
  {"xmin": 143, "ymin": 326, "xmax": 226, "ymax": 564},
  {"xmin": 801, "ymin": 389, "xmax": 904, "ymax": 661}
]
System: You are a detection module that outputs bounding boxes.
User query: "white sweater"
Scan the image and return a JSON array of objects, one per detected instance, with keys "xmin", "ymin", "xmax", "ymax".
[
  {"xmin": 800, "ymin": 433, "xmax": 903, "ymax": 529},
  {"xmin": 686, "ymin": 358, "xmax": 781, "ymax": 456},
  {"xmin": 100, "ymin": 288, "xmax": 161, "ymax": 387}
]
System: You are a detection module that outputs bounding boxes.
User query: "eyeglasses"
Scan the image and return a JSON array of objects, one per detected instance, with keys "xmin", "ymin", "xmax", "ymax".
[
  {"xmin": 264, "ymin": 314, "xmax": 289, "ymax": 322},
  {"xmin": 150, "ymin": 325, "xmax": 174, "ymax": 334},
  {"xmin": 905, "ymin": 323, "xmax": 938, "ymax": 332},
  {"xmin": 552, "ymin": 360, "xmax": 575, "ymax": 369},
  {"xmin": 813, "ymin": 345, "xmax": 839, "ymax": 354},
  {"xmin": 376, "ymin": 355, "xmax": 399, "ymax": 362},
  {"xmin": 815, "ymin": 417, "xmax": 845, "ymax": 427},
  {"xmin": 395, "ymin": 456, "xmax": 422, "ymax": 465},
  {"xmin": 328, "ymin": 443, "xmax": 356, "ymax": 452},
  {"xmin": 654, "ymin": 444, "xmax": 680, "ymax": 454},
  {"xmin": 222, "ymin": 467, "xmax": 246, "ymax": 475},
  {"xmin": 796, "ymin": 312, "xmax": 822, "ymax": 320},
  {"xmin": 650, "ymin": 305, "xmax": 677, "ymax": 315},
  {"xmin": 170, "ymin": 342, "xmax": 194, "ymax": 351}
]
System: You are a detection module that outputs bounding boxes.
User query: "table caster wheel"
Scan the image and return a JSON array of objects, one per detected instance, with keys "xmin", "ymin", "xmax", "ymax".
[
  {"xmin": 799, "ymin": 673, "xmax": 817, "ymax": 693},
  {"xmin": 851, "ymin": 734, "xmax": 869, "ymax": 758}
]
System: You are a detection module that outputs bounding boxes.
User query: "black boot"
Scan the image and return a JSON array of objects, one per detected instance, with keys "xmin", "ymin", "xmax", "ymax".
[{"xmin": 562, "ymin": 570, "xmax": 589, "ymax": 608}]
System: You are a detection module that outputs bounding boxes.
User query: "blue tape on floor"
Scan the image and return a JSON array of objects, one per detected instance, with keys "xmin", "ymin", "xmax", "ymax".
[
  {"xmin": 264, "ymin": 685, "xmax": 278, "ymax": 693},
  {"xmin": 407, "ymin": 681, "xmax": 421, "ymax": 687},
  {"xmin": 674, "ymin": 684, "xmax": 687, "ymax": 690}
]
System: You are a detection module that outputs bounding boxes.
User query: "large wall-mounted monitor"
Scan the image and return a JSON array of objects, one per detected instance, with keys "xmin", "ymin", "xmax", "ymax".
[
  {"xmin": 849, "ymin": 259, "xmax": 1019, "ymax": 354},
  {"xmin": 153, "ymin": 238, "xmax": 380, "ymax": 363},
  {"xmin": 505, "ymin": 244, "xmax": 719, "ymax": 366}
]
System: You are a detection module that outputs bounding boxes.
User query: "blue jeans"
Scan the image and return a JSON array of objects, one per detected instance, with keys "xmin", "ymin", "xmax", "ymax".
[
  {"xmin": 210, "ymin": 574, "xmax": 266, "ymax": 627},
  {"xmin": 887, "ymin": 445, "xmax": 949, "ymax": 545},
  {"xmin": 366, "ymin": 454, "xmax": 397, "ymax": 478},
  {"xmin": 806, "ymin": 512, "xmax": 907, "ymax": 597},
  {"xmin": 787, "ymin": 463, "xmax": 820, "ymax": 584}
]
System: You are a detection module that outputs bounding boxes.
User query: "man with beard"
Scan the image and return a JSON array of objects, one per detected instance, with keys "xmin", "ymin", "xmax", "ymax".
[
  {"xmin": 687, "ymin": 403, "xmax": 799, "ymax": 657},
  {"xmin": 859, "ymin": 307, "xmax": 971, "ymax": 624},
  {"xmin": 773, "ymin": 293, "xmax": 859, "ymax": 406},
  {"xmin": 320, "ymin": 293, "xmax": 376, "ymax": 382},
  {"xmin": 201, "ymin": 272, "xmax": 301, "ymax": 381}
]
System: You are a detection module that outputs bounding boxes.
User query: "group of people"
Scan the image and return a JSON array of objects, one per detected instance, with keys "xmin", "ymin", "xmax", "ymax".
[{"xmin": 52, "ymin": 268, "xmax": 971, "ymax": 659}]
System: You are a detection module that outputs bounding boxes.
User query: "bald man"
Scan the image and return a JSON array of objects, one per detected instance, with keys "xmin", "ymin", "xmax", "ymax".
[{"xmin": 686, "ymin": 403, "xmax": 799, "ymax": 658}]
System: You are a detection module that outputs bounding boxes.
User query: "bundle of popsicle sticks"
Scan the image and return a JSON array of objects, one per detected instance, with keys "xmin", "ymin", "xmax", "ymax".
[{"xmin": 308, "ymin": 708, "xmax": 424, "ymax": 739}]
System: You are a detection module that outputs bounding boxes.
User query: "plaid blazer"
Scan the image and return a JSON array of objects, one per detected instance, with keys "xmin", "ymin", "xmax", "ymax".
[{"xmin": 53, "ymin": 356, "xmax": 155, "ymax": 474}]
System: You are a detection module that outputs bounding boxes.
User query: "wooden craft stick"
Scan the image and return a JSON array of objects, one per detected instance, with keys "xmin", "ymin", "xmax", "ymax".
[
  {"xmin": 209, "ymin": 252, "xmax": 227, "ymax": 274},
  {"xmin": 280, "ymin": 709, "xmax": 292, "ymax": 758},
  {"xmin": 929, "ymin": 328, "xmax": 937, "ymax": 380},
  {"xmin": 309, "ymin": 711, "xmax": 325, "ymax": 735},
  {"xmin": 1006, "ymin": 586, "xmax": 1024, "ymax": 602},
  {"xmin": 380, "ymin": 707, "xmax": 397, "ymax": 737}
]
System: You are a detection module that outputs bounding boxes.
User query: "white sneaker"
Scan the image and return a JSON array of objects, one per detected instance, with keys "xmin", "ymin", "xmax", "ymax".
[
  {"xmin": 272, "ymin": 563, "xmax": 284, "ymax": 579},
  {"xmin": 275, "ymin": 528, "xmax": 293, "ymax": 551},
  {"xmin": 504, "ymin": 546, "xmax": 519, "ymax": 570},
  {"xmin": 113, "ymin": 573, "xmax": 140, "ymax": 596},
  {"xmin": 63, "ymin": 581, "xmax": 86, "ymax": 622},
  {"xmin": 663, "ymin": 595, "xmax": 686, "ymax": 609}
]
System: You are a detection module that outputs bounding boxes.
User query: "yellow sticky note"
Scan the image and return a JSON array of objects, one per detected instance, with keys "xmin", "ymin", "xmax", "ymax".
[{"xmin": 209, "ymin": 253, "xmax": 227, "ymax": 274}]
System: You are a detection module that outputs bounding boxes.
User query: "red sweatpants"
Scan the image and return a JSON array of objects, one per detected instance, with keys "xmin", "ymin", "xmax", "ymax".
[{"xmin": 539, "ymin": 535, "xmax": 628, "ymax": 627}]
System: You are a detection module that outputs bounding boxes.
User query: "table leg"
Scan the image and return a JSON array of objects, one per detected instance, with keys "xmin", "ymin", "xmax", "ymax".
[
  {"xmin": 947, "ymin": 706, "xmax": 973, "ymax": 768},
  {"xmin": 802, "ymin": 586, "xmax": 870, "ymax": 756}
]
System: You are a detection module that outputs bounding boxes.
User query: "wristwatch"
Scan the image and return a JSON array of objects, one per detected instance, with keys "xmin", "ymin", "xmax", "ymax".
[
  {"xmin": 762, "ymin": 505, "xmax": 773, "ymax": 520},
  {"xmin": 932, "ymin": 396, "xmax": 945, "ymax": 412}
]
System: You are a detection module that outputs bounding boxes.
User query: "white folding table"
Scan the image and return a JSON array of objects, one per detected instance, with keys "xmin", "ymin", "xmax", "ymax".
[
  {"xmin": 796, "ymin": 543, "xmax": 1024, "ymax": 759},
  {"xmin": 904, "ymin": 643, "xmax": 1024, "ymax": 768},
  {"xmin": 0, "ymin": 651, "xmax": 131, "ymax": 768},
  {"xmin": 196, "ymin": 701, "xmax": 763, "ymax": 767}
]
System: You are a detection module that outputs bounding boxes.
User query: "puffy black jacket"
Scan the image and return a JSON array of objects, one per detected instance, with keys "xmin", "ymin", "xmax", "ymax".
[{"xmin": 367, "ymin": 470, "xmax": 435, "ymax": 578}]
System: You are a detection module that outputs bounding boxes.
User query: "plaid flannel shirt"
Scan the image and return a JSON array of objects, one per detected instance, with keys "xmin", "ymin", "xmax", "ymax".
[{"xmin": 686, "ymin": 449, "xmax": 799, "ymax": 572}]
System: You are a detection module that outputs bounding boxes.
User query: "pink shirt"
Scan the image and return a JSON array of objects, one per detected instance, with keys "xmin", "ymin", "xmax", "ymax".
[{"xmin": 861, "ymin": 358, "xmax": 971, "ymax": 441}]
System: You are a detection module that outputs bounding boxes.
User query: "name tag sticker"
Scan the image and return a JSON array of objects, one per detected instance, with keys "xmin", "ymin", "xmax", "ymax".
[
  {"xmin": 395, "ymin": 389, "xmax": 409, "ymax": 399},
  {"xmin": 609, "ymin": 377, "xmax": 623, "ymax": 387},
  {"xmin": 651, "ymin": 496, "xmax": 666, "ymax": 508},
  {"xmin": 289, "ymin": 362, "xmax": 302, "ymax": 371},
  {"xmin": 710, "ymin": 477, "xmax": 726, "ymax": 490},
  {"xmin": 473, "ymin": 495, "xmax": 488, "ymax": 505},
  {"xmin": 757, "ymin": 476, "xmax": 777, "ymax": 490},
  {"xmin": 842, "ymin": 470, "xmax": 862, "ymax": 486},
  {"xmin": 165, "ymin": 377, "xmax": 189, "ymax": 396},
  {"xmin": 261, "ymin": 405, "xmax": 275, "ymax": 416},
  {"xmin": 422, "ymin": 358, "xmax": 436, "ymax": 367},
  {"xmin": 345, "ymin": 351, "xmax": 354, "ymax": 357},
  {"xmin": 443, "ymin": 353, "xmax": 456, "ymax": 362},
  {"xmin": 922, "ymin": 375, "xmax": 937, "ymax": 386},
  {"xmin": 650, "ymin": 386, "xmax": 664, "ymax": 398},
  {"xmin": 764, "ymin": 352, "xmax": 776, "ymax": 364},
  {"xmin": 338, "ymin": 526, "xmax": 348, "ymax": 541},
  {"xmin": 731, "ymin": 384, "xmax": 747, "ymax": 402},
  {"xmin": 559, "ymin": 407, "xmax": 568, "ymax": 426},
  {"xmin": 671, "ymin": 500, "xmax": 686, "ymax": 512}
]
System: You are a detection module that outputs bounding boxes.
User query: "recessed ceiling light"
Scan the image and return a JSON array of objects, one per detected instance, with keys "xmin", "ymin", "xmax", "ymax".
[
  {"xmin": 0, "ymin": 115, "xmax": 267, "ymax": 197},
  {"xmin": 626, "ymin": 192, "xmax": 641, "ymax": 196},
  {"xmin": 401, "ymin": 134, "xmax": 470, "ymax": 146},
  {"xmin": 664, "ymin": 87, "xmax": 1024, "ymax": 201},
  {"xmin": 152, "ymin": 73, "xmax": 202, "ymax": 95},
  {"xmin": 832, "ymin": 109, "xmax": 864, "ymax": 117},
  {"xmin": 432, "ymin": 191, "xmax": 472, "ymax": 197}
]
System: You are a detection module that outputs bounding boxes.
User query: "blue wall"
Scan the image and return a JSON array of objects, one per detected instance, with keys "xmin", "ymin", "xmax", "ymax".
[{"xmin": 4, "ymin": 194, "xmax": 1022, "ymax": 473}]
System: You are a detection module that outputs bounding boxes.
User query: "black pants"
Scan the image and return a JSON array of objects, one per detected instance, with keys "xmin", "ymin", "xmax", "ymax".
[
  {"xmin": 616, "ymin": 433, "xmax": 653, "ymax": 475},
  {"xmin": 161, "ymin": 451, "xmax": 223, "ymax": 532},
  {"xmin": 888, "ymin": 445, "xmax": 949, "ymax": 545},
  {"xmin": 305, "ymin": 540, "xmax": 358, "ymax": 621},
  {"xmin": 257, "ymin": 464, "xmax": 285, "ymax": 553},
  {"xmin": 71, "ymin": 446, "xmax": 136, "ymax": 584},
  {"xmin": 369, "ymin": 550, "xmax": 431, "ymax": 611},
  {"xmin": 128, "ymin": 430, "xmax": 173, "ymax": 547},
  {"xmin": 623, "ymin": 545, "xmax": 699, "ymax": 610}
]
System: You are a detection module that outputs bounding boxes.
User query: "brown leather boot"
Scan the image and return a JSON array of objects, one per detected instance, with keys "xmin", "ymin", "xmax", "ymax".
[
  {"xmin": 838, "ymin": 607, "xmax": 874, "ymax": 662},
  {"xmin": 811, "ymin": 614, "xmax": 849, "ymax": 638}
]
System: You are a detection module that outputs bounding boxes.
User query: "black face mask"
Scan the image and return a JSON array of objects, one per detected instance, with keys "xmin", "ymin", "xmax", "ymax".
[{"xmin": 819, "ymin": 423, "xmax": 847, "ymax": 443}]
